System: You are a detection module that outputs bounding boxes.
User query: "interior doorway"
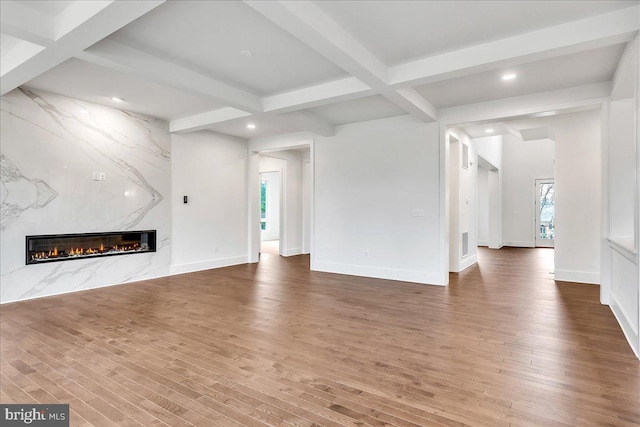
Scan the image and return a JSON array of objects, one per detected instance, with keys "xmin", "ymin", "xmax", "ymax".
[
  {"xmin": 535, "ymin": 178, "xmax": 555, "ymax": 248},
  {"xmin": 250, "ymin": 145, "xmax": 312, "ymax": 263},
  {"xmin": 476, "ymin": 155, "xmax": 501, "ymax": 250},
  {"xmin": 259, "ymin": 171, "xmax": 281, "ymax": 254}
]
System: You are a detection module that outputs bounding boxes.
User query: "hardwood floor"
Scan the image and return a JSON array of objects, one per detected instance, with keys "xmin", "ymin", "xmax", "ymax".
[{"xmin": 1, "ymin": 248, "xmax": 638, "ymax": 426}]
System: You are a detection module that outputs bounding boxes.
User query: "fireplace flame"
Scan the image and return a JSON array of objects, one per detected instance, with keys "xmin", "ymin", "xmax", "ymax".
[{"xmin": 29, "ymin": 238, "xmax": 147, "ymax": 263}]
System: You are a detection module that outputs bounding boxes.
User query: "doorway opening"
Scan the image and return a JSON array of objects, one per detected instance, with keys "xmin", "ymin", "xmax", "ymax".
[
  {"xmin": 259, "ymin": 170, "xmax": 281, "ymax": 255},
  {"xmin": 250, "ymin": 145, "xmax": 312, "ymax": 263},
  {"xmin": 535, "ymin": 178, "xmax": 555, "ymax": 248}
]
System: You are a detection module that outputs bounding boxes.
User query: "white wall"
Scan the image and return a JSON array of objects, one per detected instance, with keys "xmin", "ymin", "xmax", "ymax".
[
  {"xmin": 546, "ymin": 110, "xmax": 602, "ymax": 283},
  {"xmin": 302, "ymin": 150, "xmax": 311, "ymax": 254},
  {"xmin": 609, "ymin": 98, "xmax": 636, "ymax": 239},
  {"xmin": 171, "ymin": 131, "xmax": 248, "ymax": 274},
  {"xmin": 502, "ymin": 134, "xmax": 555, "ymax": 247},
  {"xmin": 1, "ymin": 88, "xmax": 171, "ymax": 303},
  {"xmin": 477, "ymin": 166, "xmax": 489, "ymax": 246},
  {"xmin": 474, "ymin": 135, "xmax": 503, "ymax": 248},
  {"xmin": 604, "ymin": 34, "xmax": 639, "ymax": 359},
  {"xmin": 475, "ymin": 135, "xmax": 503, "ymax": 170},
  {"xmin": 448, "ymin": 133, "xmax": 461, "ymax": 271},
  {"xmin": 458, "ymin": 133, "xmax": 477, "ymax": 269},
  {"xmin": 313, "ymin": 115, "xmax": 442, "ymax": 284},
  {"xmin": 448, "ymin": 130, "xmax": 477, "ymax": 272}
]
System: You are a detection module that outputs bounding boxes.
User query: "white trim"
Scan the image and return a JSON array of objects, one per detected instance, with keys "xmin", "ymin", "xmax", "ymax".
[
  {"xmin": 477, "ymin": 240, "xmax": 489, "ymax": 247},
  {"xmin": 600, "ymin": 101, "xmax": 611, "ymax": 305},
  {"xmin": 439, "ymin": 123, "xmax": 450, "ymax": 284},
  {"xmin": 312, "ymin": 260, "xmax": 445, "ymax": 286},
  {"xmin": 282, "ymin": 247, "xmax": 303, "ymax": 257},
  {"xmin": 608, "ymin": 237, "xmax": 638, "ymax": 263},
  {"xmin": 503, "ymin": 241, "xmax": 535, "ymax": 248},
  {"xmin": 170, "ymin": 256, "xmax": 248, "ymax": 275},
  {"xmin": 458, "ymin": 254, "xmax": 478, "ymax": 272},
  {"xmin": 610, "ymin": 293, "xmax": 640, "ymax": 359},
  {"xmin": 554, "ymin": 269, "xmax": 600, "ymax": 285}
]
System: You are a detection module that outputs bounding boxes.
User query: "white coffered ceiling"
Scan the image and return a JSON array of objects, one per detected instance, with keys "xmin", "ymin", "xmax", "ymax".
[
  {"xmin": 1, "ymin": 0, "xmax": 638, "ymax": 139},
  {"xmin": 416, "ymin": 43, "xmax": 627, "ymax": 109},
  {"xmin": 314, "ymin": 0, "xmax": 637, "ymax": 65}
]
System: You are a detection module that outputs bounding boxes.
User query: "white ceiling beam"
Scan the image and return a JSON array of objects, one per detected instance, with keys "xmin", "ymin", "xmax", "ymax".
[
  {"xmin": 392, "ymin": 87, "xmax": 438, "ymax": 122},
  {"xmin": 244, "ymin": 0, "xmax": 438, "ymax": 122},
  {"xmin": 170, "ymin": 107, "xmax": 253, "ymax": 133},
  {"xmin": 282, "ymin": 110, "xmax": 335, "ymax": 137},
  {"xmin": 439, "ymin": 82, "xmax": 612, "ymax": 125},
  {"xmin": 171, "ymin": 106, "xmax": 334, "ymax": 136},
  {"xmin": 520, "ymin": 127, "xmax": 556, "ymax": 141},
  {"xmin": 1, "ymin": 0, "xmax": 166, "ymax": 96},
  {"xmin": 0, "ymin": 42, "xmax": 45, "ymax": 76},
  {"xmin": 0, "ymin": 0, "xmax": 56, "ymax": 47},
  {"xmin": 389, "ymin": 5, "xmax": 640, "ymax": 87},
  {"xmin": 168, "ymin": 74, "xmax": 373, "ymax": 132},
  {"xmin": 78, "ymin": 39, "xmax": 262, "ymax": 113},
  {"xmin": 263, "ymin": 76, "xmax": 373, "ymax": 113}
]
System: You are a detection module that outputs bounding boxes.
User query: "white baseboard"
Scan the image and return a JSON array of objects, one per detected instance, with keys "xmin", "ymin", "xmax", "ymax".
[
  {"xmin": 554, "ymin": 269, "xmax": 600, "ymax": 285},
  {"xmin": 311, "ymin": 260, "xmax": 445, "ymax": 286},
  {"xmin": 610, "ymin": 293, "xmax": 639, "ymax": 359},
  {"xmin": 503, "ymin": 241, "xmax": 535, "ymax": 248},
  {"xmin": 458, "ymin": 255, "xmax": 478, "ymax": 272},
  {"xmin": 282, "ymin": 247, "xmax": 302, "ymax": 257},
  {"xmin": 477, "ymin": 240, "xmax": 488, "ymax": 247},
  {"xmin": 170, "ymin": 256, "xmax": 248, "ymax": 275}
]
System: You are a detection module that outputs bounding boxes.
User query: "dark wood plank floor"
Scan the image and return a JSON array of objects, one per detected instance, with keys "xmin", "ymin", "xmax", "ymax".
[{"xmin": 1, "ymin": 248, "xmax": 638, "ymax": 426}]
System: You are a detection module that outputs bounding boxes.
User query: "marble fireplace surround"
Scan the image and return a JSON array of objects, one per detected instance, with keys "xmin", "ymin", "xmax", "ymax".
[{"xmin": 1, "ymin": 88, "xmax": 171, "ymax": 303}]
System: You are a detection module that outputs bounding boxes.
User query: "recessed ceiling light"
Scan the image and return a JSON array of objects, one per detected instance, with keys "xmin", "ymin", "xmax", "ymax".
[
  {"xmin": 240, "ymin": 50, "xmax": 253, "ymax": 57},
  {"xmin": 502, "ymin": 73, "xmax": 516, "ymax": 81},
  {"xmin": 246, "ymin": 123, "xmax": 256, "ymax": 129},
  {"xmin": 485, "ymin": 128, "xmax": 494, "ymax": 134},
  {"xmin": 111, "ymin": 97, "xmax": 125, "ymax": 102}
]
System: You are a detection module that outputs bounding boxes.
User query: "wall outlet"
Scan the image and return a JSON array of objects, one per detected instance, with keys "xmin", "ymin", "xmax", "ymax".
[
  {"xmin": 411, "ymin": 208, "xmax": 424, "ymax": 217},
  {"xmin": 93, "ymin": 172, "xmax": 106, "ymax": 181},
  {"xmin": 365, "ymin": 251, "xmax": 369, "ymax": 257}
]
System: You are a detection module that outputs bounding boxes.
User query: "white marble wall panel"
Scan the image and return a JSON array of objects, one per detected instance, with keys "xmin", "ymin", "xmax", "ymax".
[{"xmin": 1, "ymin": 88, "xmax": 171, "ymax": 303}]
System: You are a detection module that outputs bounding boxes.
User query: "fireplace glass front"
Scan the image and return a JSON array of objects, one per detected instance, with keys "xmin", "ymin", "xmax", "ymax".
[{"xmin": 26, "ymin": 230, "xmax": 156, "ymax": 265}]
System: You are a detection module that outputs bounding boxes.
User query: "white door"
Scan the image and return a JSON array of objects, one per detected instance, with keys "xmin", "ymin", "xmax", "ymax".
[{"xmin": 535, "ymin": 179, "xmax": 555, "ymax": 248}]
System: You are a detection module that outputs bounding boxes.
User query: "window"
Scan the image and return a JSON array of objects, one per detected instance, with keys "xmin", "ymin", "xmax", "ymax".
[{"xmin": 260, "ymin": 180, "xmax": 267, "ymax": 230}]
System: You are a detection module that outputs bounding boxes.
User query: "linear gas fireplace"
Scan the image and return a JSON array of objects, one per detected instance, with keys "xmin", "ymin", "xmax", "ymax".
[{"xmin": 26, "ymin": 230, "xmax": 156, "ymax": 265}]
